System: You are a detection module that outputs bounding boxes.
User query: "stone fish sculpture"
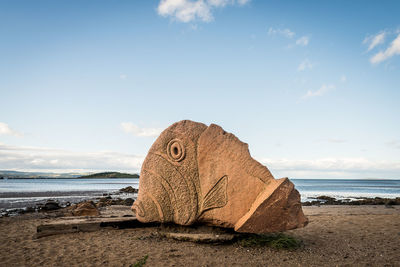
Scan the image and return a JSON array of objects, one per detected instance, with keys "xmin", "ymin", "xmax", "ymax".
[{"xmin": 132, "ymin": 120, "xmax": 308, "ymax": 233}]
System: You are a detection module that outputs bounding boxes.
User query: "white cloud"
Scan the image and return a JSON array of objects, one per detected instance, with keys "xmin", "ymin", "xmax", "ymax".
[
  {"xmin": 302, "ymin": 84, "xmax": 335, "ymax": 99},
  {"xmin": 340, "ymin": 75, "xmax": 347, "ymax": 83},
  {"xmin": 120, "ymin": 74, "xmax": 127, "ymax": 80},
  {"xmin": 207, "ymin": 0, "xmax": 229, "ymax": 7},
  {"xmin": 0, "ymin": 122, "xmax": 22, "ymax": 137},
  {"xmin": 158, "ymin": 0, "xmax": 212, "ymax": 23},
  {"xmin": 268, "ymin": 28, "xmax": 310, "ymax": 48},
  {"xmin": 1, "ymin": 142, "xmax": 399, "ymax": 178},
  {"xmin": 363, "ymin": 31, "xmax": 386, "ymax": 51},
  {"xmin": 121, "ymin": 122, "xmax": 162, "ymax": 137},
  {"xmin": 0, "ymin": 143, "xmax": 144, "ymax": 173},
  {"xmin": 259, "ymin": 157, "xmax": 400, "ymax": 179},
  {"xmin": 325, "ymin": 139, "xmax": 347, "ymax": 143},
  {"xmin": 295, "ymin": 36, "xmax": 309, "ymax": 46},
  {"xmin": 386, "ymin": 140, "xmax": 400, "ymax": 150},
  {"xmin": 370, "ymin": 33, "xmax": 400, "ymax": 64},
  {"xmin": 237, "ymin": 0, "xmax": 250, "ymax": 5},
  {"xmin": 297, "ymin": 58, "xmax": 313, "ymax": 71},
  {"xmin": 267, "ymin": 27, "xmax": 295, "ymax": 38},
  {"xmin": 157, "ymin": 0, "xmax": 250, "ymax": 23}
]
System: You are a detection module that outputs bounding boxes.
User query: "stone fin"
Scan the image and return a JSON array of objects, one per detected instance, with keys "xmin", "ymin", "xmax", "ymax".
[{"xmin": 201, "ymin": 175, "xmax": 228, "ymax": 213}]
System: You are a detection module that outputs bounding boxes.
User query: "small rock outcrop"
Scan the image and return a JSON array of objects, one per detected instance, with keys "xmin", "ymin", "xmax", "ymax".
[
  {"xmin": 132, "ymin": 120, "xmax": 308, "ymax": 233},
  {"xmin": 41, "ymin": 200, "xmax": 61, "ymax": 211},
  {"xmin": 71, "ymin": 201, "xmax": 100, "ymax": 216},
  {"xmin": 96, "ymin": 196, "xmax": 135, "ymax": 207},
  {"xmin": 119, "ymin": 186, "xmax": 138, "ymax": 193}
]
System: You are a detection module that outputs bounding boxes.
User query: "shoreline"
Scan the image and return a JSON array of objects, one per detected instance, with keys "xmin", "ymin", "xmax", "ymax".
[
  {"xmin": 0, "ymin": 188, "xmax": 137, "ymax": 212},
  {"xmin": 1, "ymin": 193, "xmax": 399, "ymax": 218},
  {"xmin": 303, "ymin": 195, "xmax": 400, "ymax": 206}
]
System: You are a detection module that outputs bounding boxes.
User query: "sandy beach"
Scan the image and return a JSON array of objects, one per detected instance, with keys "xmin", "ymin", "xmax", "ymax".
[{"xmin": 0, "ymin": 205, "xmax": 399, "ymax": 267}]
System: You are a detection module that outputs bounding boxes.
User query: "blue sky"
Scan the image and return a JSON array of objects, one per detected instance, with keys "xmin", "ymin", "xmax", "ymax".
[{"xmin": 1, "ymin": 0, "xmax": 400, "ymax": 178}]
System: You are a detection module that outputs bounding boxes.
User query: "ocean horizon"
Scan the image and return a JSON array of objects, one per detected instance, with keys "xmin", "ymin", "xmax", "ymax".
[{"xmin": 1, "ymin": 178, "xmax": 399, "ymax": 210}]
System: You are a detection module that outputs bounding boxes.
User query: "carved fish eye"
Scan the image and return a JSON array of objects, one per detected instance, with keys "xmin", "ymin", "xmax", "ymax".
[{"xmin": 167, "ymin": 139, "xmax": 185, "ymax": 162}]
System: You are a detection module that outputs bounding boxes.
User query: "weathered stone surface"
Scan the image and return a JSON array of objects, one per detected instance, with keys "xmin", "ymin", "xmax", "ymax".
[
  {"xmin": 132, "ymin": 120, "xmax": 308, "ymax": 233},
  {"xmin": 158, "ymin": 224, "xmax": 236, "ymax": 243}
]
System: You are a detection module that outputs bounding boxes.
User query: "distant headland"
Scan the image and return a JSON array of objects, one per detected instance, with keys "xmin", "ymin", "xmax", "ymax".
[
  {"xmin": 0, "ymin": 170, "xmax": 139, "ymax": 179},
  {"xmin": 77, "ymin": 172, "xmax": 139, "ymax": 179}
]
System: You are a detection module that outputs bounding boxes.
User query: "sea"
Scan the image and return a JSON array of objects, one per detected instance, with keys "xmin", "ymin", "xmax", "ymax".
[
  {"xmin": 0, "ymin": 178, "xmax": 139, "ymax": 210},
  {"xmin": 0, "ymin": 178, "xmax": 399, "ymax": 210},
  {"xmin": 292, "ymin": 179, "xmax": 400, "ymax": 201}
]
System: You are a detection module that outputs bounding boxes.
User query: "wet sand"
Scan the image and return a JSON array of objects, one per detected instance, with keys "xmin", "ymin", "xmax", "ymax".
[
  {"xmin": 0, "ymin": 190, "xmax": 137, "ymax": 210},
  {"xmin": 0, "ymin": 205, "xmax": 399, "ymax": 266},
  {"xmin": 0, "ymin": 191, "xmax": 106, "ymax": 209}
]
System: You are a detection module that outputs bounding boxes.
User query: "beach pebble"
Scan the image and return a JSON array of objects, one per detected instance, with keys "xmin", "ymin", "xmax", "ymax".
[
  {"xmin": 41, "ymin": 200, "xmax": 61, "ymax": 211},
  {"xmin": 123, "ymin": 198, "xmax": 134, "ymax": 206},
  {"xmin": 70, "ymin": 201, "xmax": 100, "ymax": 216}
]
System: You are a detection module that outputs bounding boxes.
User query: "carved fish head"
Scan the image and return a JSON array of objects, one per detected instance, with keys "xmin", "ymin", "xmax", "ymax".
[{"xmin": 132, "ymin": 120, "xmax": 207, "ymax": 225}]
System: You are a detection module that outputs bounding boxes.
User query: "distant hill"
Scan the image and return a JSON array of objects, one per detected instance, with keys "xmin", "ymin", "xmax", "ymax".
[
  {"xmin": 0, "ymin": 170, "xmax": 85, "ymax": 179},
  {"xmin": 0, "ymin": 170, "xmax": 139, "ymax": 179},
  {"xmin": 78, "ymin": 172, "xmax": 139, "ymax": 178}
]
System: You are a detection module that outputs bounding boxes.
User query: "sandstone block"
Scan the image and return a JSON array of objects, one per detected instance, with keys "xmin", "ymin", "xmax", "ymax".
[{"xmin": 132, "ymin": 120, "xmax": 307, "ymax": 233}]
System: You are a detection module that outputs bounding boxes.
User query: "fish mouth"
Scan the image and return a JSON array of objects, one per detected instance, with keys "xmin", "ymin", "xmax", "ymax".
[
  {"xmin": 131, "ymin": 192, "xmax": 162, "ymax": 223},
  {"xmin": 131, "ymin": 200, "xmax": 145, "ymax": 217}
]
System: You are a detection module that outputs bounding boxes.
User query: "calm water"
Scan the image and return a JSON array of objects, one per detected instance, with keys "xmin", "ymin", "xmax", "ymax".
[
  {"xmin": 0, "ymin": 178, "xmax": 139, "ymax": 193},
  {"xmin": 292, "ymin": 179, "xmax": 400, "ymax": 201},
  {"xmin": 1, "ymin": 178, "xmax": 399, "ymax": 209}
]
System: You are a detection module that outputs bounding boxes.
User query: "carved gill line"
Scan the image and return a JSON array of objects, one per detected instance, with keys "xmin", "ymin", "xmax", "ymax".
[
  {"xmin": 153, "ymin": 152, "xmax": 198, "ymax": 224},
  {"xmin": 154, "ymin": 177, "xmax": 173, "ymax": 222},
  {"xmin": 147, "ymin": 192, "xmax": 164, "ymax": 222},
  {"xmin": 148, "ymin": 152, "xmax": 199, "ymax": 224},
  {"xmin": 151, "ymin": 152, "xmax": 199, "ymax": 205},
  {"xmin": 157, "ymin": 130, "xmax": 203, "ymax": 212},
  {"xmin": 142, "ymin": 168, "xmax": 175, "ymax": 221}
]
